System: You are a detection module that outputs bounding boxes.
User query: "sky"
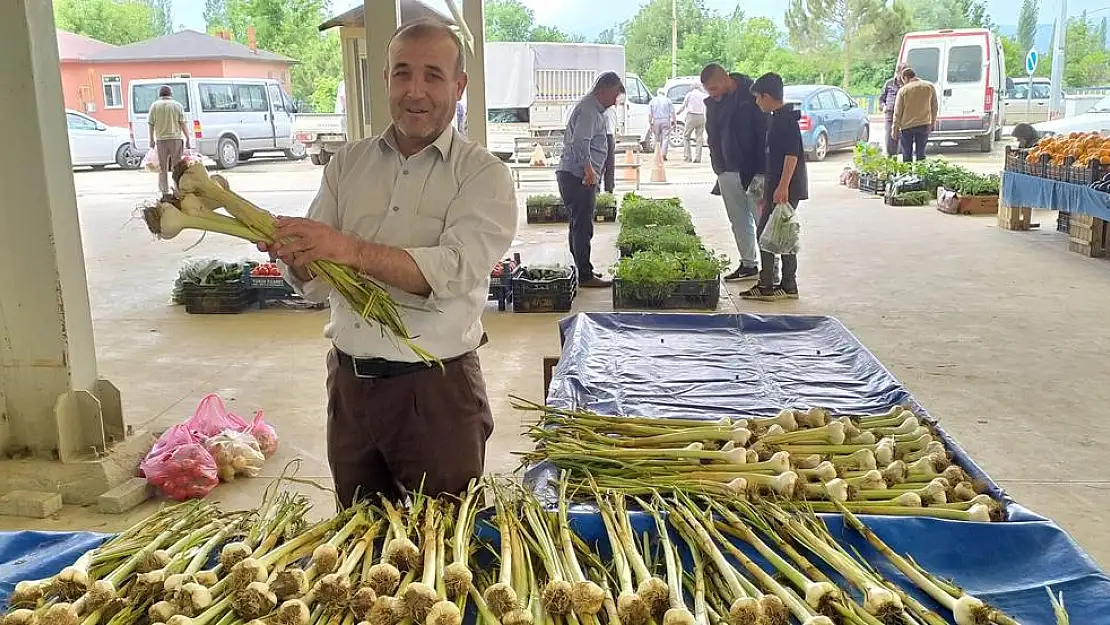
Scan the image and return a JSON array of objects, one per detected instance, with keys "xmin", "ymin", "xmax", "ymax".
[{"xmin": 171, "ymin": 0, "xmax": 1107, "ymax": 41}]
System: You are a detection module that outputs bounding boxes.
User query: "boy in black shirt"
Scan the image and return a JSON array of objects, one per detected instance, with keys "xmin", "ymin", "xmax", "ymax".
[{"xmin": 742, "ymin": 72, "xmax": 808, "ymax": 301}]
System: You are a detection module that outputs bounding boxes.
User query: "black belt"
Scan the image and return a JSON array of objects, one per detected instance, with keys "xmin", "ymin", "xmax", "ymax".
[{"xmin": 335, "ymin": 350, "xmax": 441, "ymax": 379}]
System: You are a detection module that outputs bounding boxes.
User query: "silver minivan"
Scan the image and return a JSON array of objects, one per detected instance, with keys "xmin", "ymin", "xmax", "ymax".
[{"xmin": 128, "ymin": 77, "xmax": 305, "ymax": 169}]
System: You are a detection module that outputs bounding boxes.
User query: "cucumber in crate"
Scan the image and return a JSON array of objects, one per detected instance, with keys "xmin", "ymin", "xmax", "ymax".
[{"xmin": 511, "ymin": 264, "xmax": 577, "ymax": 313}]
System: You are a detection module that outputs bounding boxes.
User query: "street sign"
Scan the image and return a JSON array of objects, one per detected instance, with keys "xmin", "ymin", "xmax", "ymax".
[{"xmin": 1025, "ymin": 49, "xmax": 1039, "ymax": 75}]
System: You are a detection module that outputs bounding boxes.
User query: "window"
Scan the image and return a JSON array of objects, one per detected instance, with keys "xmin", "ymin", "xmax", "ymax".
[
  {"xmin": 946, "ymin": 45, "xmax": 983, "ymax": 84},
  {"xmin": 237, "ymin": 84, "xmax": 267, "ymax": 112},
  {"xmin": 199, "ymin": 83, "xmax": 238, "ymax": 112},
  {"xmin": 172, "ymin": 73, "xmax": 191, "ymax": 78},
  {"xmin": 831, "ymin": 89, "xmax": 853, "ymax": 109},
  {"xmin": 102, "ymin": 75, "xmax": 122, "ymax": 109},
  {"xmin": 667, "ymin": 84, "xmax": 694, "ymax": 104},
  {"xmin": 1010, "ymin": 83, "xmax": 1052, "ymax": 100},
  {"xmin": 267, "ymin": 84, "xmax": 285, "ymax": 112},
  {"xmin": 132, "ymin": 83, "xmax": 190, "ymax": 113},
  {"xmin": 812, "ymin": 91, "xmax": 835, "ymax": 110},
  {"xmin": 905, "ymin": 47, "xmax": 940, "ymax": 84},
  {"xmin": 66, "ymin": 112, "xmax": 96, "ymax": 130}
]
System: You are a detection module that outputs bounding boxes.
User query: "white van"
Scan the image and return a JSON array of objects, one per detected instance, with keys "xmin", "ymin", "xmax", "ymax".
[
  {"xmin": 898, "ymin": 28, "xmax": 1006, "ymax": 152},
  {"xmin": 128, "ymin": 77, "xmax": 305, "ymax": 169}
]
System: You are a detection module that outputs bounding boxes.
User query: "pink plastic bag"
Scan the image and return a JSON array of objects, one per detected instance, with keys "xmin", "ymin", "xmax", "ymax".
[
  {"xmin": 244, "ymin": 410, "xmax": 279, "ymax": 458},
  {"xmin": 186, "ymin": 393, "xmax": 247, "ymax": 439},
  {"xmin": 140, "ymin": 425, "xmax": 219, "ymax": 500}
]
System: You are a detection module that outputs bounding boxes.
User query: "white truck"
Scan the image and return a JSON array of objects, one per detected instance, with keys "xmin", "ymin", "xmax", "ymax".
[
  {"xmin": 302, "ymin": 42, "xmax": 653, "ymax": 164},
  {"xmin": 485, "ymin": 42, "xmax": 653, "ymax": 159}
]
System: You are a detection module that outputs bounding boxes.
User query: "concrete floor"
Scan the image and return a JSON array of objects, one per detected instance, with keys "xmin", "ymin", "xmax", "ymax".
[{"xmin": 3, "ymin": 143, "xmax": 1109, "ymax": 568}]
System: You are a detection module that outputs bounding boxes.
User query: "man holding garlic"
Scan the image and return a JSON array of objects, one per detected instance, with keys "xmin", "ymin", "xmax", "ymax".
[{"xmin": 260, "ymin": 20, "xmax": 518, "ymax": 507}]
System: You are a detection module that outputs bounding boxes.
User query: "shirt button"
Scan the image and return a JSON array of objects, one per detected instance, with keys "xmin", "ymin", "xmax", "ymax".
[{"xmin": 392, "ymin": 206, "xmax": 400, "ymax": 212}]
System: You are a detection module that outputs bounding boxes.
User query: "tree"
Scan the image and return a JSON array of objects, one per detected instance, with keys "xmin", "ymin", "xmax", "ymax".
[
  {"xmin": 621, "ymin": 0, "xmax": 713, "ymax": 81},
  {"xmin": 1016, "ymin": 0, "xmax": 1039, "ymax": 52},
  {"xmin": 53, "ymin": 0, "xmax": 157, "ymax": 45},
  {"xmin": 954, "ymin": 0, "xmax": 990, "ymax": 28},
  {"xmin": 595, "ymin": 28, "xmax": 617, "ymax": 45},
  {"xmin": 1098, "ymin": 17, "xmax": 1108, "ymax": 51},
  {"xmin": 204, "ymin": 0, "xmax": 229, "ymax": 30},
  {"xmin": 484, "ymin": 0, "xmax": 535, "ymax": 42},
  {"xmin": 785, "ymin": 0, "xmax": 883, "ymax": 87},
  {"xmin": 146, "ymin": 0, "xmax": 173, "ymax": 35},
  {"xmin": 1062, "ymin": 14, "xmax": 1110, "ymax": 87}
]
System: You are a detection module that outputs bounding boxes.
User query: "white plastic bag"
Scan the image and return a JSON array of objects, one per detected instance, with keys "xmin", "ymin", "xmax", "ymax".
[
  {"xmin": 205, "ymin": 429, "xmax": 265, "ymax": 482},
  {"xmin": 141, "ymin": 147, "xmax": 159, "ymax": 172},
  {"xmin": 759, "ymin": 203, "xmax": 800, "ymax": 255}
]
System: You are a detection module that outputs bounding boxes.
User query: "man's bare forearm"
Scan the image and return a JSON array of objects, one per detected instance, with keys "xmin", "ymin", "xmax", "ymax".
[{"xmin": 350, "ymin": 239, "xmax": 432, "ymax": 297}]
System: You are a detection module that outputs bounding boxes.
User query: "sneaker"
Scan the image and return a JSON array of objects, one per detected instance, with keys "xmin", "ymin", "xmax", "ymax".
[
  {"xmin": 725, "ymin": 266, "xmax": 759, "ymax": 281},
  {"xmin": 778, "ymin": 283, "xmax": 799, "ymax": 299},
  {"xmin": 740, "ymin": 285, "xmax": 786, "ymax": 301}
]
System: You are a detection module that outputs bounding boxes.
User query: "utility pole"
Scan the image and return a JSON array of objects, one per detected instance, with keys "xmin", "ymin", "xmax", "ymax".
[
  {"xmin": 1048, "ymin": 0, "xmax": 1066, "ymax": 120},
  {"xmin": 671, "ymin": 0, "xmax": 677, "ymax": 78}
]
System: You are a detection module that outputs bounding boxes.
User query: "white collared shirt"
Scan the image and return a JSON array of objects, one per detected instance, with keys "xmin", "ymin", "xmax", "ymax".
[{"xmin": 283, "ymin": 125, "xmax": 519, "ymax": 362}]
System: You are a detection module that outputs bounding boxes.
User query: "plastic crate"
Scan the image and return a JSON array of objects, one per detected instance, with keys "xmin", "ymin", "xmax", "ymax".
[
  {"xmin": 183, "ymin": 281, "xmax": 252, "ymax": 314},
  {"xmin": 511, "ymin": 267, "xmax": 577, "ymax": 313},
  {"xmin": 859, "ymin": 174, "xmax": 887, "ymax": 195},
  {"xmin": 525, "ymin": 203, "xmax": 568, "ymax": 224},
  {"xmin": 1067, "ymin": 158, "xmax": 1104, "ymax": 186},
  {"xmin": 595, "ymin": 204, "xmax": 618, "ymax": 222},
  {"xmin": 1004, "ymin": 146, "xmax": 1028, "ymax": 174},
  {"xmin": 612, "ymin": 277, "xmax": 721, "ymax": 310},
  {"xmin": 1057, "ymin": 210, "xmax": 1071, "ymax": 234}
]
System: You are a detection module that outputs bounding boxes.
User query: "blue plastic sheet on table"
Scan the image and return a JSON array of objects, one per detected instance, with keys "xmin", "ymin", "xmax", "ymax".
[
  {"xmin": 0, "ymin": 531, "xmax": 109, "ymax": 606},
  {"xmin": 524, "ymin": 313, "xmax": 1026, "ymax": 518},
  {"xmin": 520, "ymin": 312, "xmax": 1110, "ymax": 623},
  {"xmin": 1002, "ymin": 171, "xmax": 1110, "ymax": 220}
]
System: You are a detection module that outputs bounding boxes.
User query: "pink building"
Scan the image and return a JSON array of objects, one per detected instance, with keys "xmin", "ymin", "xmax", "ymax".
[{"xmin": 57, "ymin": 29, "xmax": 295, "ymax": 128}]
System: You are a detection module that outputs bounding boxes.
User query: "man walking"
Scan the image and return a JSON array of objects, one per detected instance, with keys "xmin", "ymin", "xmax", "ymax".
[
  {"xmin": 148, "ymin": 85, "xmax": 190, "ymax": 196},
  {"xmin": 892, "ymin": 67, "xmax": 938, "ymax": 163},
  {"xmin": 678, "ymin": 85, "xmax": 707, "ymax": 163},
  {"xmin": 701, "ymin": 64, "xmax": 767, "ymax": 281},
  {"xmin": 878, "ymin": 64, "xmax": 908, "ymax": 157},
  {"xmin": 557, "ymin": 72, "xmax": 625, "ymax": 288},
  {"xmin": 649, "ymin": 88, "xmax": 675, "ymax": 159}
]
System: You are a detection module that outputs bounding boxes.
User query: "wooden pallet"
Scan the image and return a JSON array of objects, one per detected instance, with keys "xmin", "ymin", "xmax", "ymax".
[
  {"xmin": 997, "ymin": 204, "xmax": 1033, "ymax": 231},
  {"xmin": 1068, "ymin": 214, "xmax": 1108, "ymax": 258}
]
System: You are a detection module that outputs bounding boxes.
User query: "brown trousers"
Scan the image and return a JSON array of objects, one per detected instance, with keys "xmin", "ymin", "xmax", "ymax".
[
  {"xmin": 325, "ymin": 349, "xmax": 493, "ymax": 507},
  {"xmin": 156, "ymin": 138, "xmax": 184, "ymax": 194}
]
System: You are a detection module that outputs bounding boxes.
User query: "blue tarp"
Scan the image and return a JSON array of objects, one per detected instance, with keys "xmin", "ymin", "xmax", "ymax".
[
  {"xmin": 533, "ymin": 312, "xmax": 1110, "ymax": 624},
  {"xmin": 1002, "ymin": 171, "xmax": 1110, "ymax": 220},
  {"xmin": 3, "ymin": 313, "xmax": 1110, "ymax": 624}
]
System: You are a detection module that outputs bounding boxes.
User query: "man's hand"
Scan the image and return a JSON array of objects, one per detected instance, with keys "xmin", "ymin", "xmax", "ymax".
[
  {"xmin": 261, "ymin": 217, "xmax": 360, "ymax": 268},
  {"xmin": 890, "ymin": 127, "xmax": 900, "ymax": 141},
  {"xmin": 773, "ymin": 184, "xmax": 789, "ymax": 206},
  {"xmin": 583, "ymin": 165, "xmax": 597, "ymax": 187}
]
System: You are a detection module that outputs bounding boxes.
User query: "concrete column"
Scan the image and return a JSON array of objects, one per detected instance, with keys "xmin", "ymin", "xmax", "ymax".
[
  {"xmin": 0, "ymin": 2, "xmax": 146, "ymax": 494},
  {"xmin": 462, "ymin": 0, "xmax": 487, "ymax": 147},
  {"xmin": 340, "ymin": 31, "xmax": 366, "ymax": 142},
  {"xmin": 364, "ymin": 0, "xmax": 400, "ymax": 136}
]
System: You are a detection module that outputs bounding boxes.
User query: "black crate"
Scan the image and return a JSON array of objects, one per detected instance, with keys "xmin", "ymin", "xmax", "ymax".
[
  {"xmin": 595, "ymin": 204, "xmax": 618, "ymax": 222},
  {"xmin": 511, "ymin": 267, "xmax": 577, "ymax": 313},
  {"xmin": 859, "ymin": 174, "xmax": 887, "ymax": 195},
  {"xmin": 1067, "ymin": 158, "xmax": 1104, "ymax": 186},
  {"xmin": 1058, "ymin": 210, "xmax": 1071, "ymax": 234},
  {"xmin": 526, "ymin": 203, "xmax": 568, "ymax": 224},
  {"xmin": 612, "ymin": 277, "xmax": 721, "ymax": 310},
  {"xmin": 1004, "ymin": 146, "xmax": 1028, "ymax": 174},
  {"xmin": 183, "ymin": 281, "xmax": 252, "ymax": 314}
]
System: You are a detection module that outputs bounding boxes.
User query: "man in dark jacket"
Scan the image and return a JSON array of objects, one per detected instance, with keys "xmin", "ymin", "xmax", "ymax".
[
  {"xmin": 879, "ymin": 64, "xmax": 908, "ymax": 156},
  {"xmin": 701, "ymin": 64, "xmax": 768, "ymax": 280}
]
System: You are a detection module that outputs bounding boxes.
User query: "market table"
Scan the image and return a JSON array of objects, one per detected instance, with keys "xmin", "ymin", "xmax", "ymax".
[
  {"xmin": 4, "ymin": 313, "xmax": 1110, "ymax": 623},
  {"xmin": 526, "ymin": 312, "xmax": 1110, "ymax": 623},
  {"xmin": 1001, "ymin": 170, "xmax": 1110, "ymax": 220}
]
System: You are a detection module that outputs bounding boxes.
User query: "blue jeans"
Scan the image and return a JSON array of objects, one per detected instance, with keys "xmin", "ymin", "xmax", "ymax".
[
  {"xmin": 900, "ymin": 125, "xmax": 929, "ymax": 162},
  {"xmin": 717, "ymin": 171, "xmax": 759, "ymax": 268}
]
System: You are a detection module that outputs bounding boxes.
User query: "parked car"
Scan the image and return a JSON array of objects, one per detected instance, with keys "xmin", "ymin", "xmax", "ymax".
[
  {"xmin": 784, "ymin": 85, "xmax": 871, "ymax": 161},
  {"xmin": 898, "ymin": 28, "xmax": 1007, "ymax": 152},
  {"xmin": 1032, "ymin": 95, "xmax": 1110, "ymax": 137},
  {"xmin": 66, "ymin": 109, "xmax": 141, "ymax": 170},
  {"xmin": 1004, "ymin": 77, "xmax": 1058, "ymax": 125},
  {"xmin": 128, "ymin": 77, "xmax": 306, "ymax": 170}
]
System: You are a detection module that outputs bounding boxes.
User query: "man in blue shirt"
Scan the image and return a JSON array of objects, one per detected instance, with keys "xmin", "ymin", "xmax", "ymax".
[
  {"xmin": 557, "ymin": 72, "xmax": 625, "ymax": 288},
  {"xmin": 649, "ymin": 88, "xmax": 676, "ymax": 159}
]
